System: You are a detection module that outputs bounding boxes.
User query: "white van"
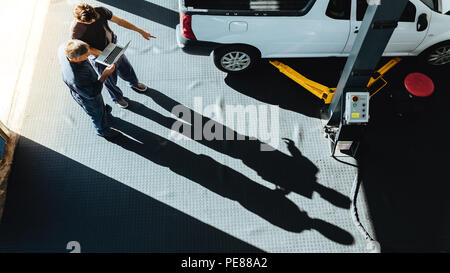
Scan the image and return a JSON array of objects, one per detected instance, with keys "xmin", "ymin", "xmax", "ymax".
[{"xmin": 176, "ymin": 0, "xmax": 450, "ymax": 73}]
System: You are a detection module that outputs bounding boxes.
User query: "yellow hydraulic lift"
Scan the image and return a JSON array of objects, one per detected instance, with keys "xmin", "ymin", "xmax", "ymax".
[{"xmin": 269, "ymin": 57, "xmax": 402, "ymax": 104}]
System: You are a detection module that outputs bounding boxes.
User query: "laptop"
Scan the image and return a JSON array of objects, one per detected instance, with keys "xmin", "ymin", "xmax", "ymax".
[{"xmin": 95, "ymin": 41, "xmax": 131, "ymax": 66}]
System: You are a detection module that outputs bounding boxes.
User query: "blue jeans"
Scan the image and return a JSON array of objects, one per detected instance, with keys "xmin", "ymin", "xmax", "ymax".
[
  {"xmin": 89, "ymin": 36, "xmax": 139, "ymax": 102},
  {"xmin": 70, "ymin": 90, "xmax": 111, "ymax": 136}
]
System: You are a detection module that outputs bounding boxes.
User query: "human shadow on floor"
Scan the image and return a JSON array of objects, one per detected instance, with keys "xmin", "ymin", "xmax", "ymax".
[
  {"xmin": 97, "ymin": 0, "xmax": 179, "ymax": 29},
  {"xmin": 127, "ymin": 91, "xmax": 351, "ymax": 209},
  {"xmin": 0, "ymin": 137, "xmax": 260, "ymax": 252},
  {"xmin": 108, "ymin": 117, "xmax": 354, "ymax": 245}
]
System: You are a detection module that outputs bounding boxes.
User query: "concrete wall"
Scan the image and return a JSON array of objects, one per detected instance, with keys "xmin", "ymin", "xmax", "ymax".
[
  {"xmin": 0, "ymin": 0, "xmax": 50, "ymax": 131},
  {"xmin": 0, "ymin": 0, "xmax": 50, "ymax": 220}
]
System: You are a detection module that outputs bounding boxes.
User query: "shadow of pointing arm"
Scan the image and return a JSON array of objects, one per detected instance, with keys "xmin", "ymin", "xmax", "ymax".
[{"xmin": 282, "ymin": 138, "xmax": 303, "ymax": 159}]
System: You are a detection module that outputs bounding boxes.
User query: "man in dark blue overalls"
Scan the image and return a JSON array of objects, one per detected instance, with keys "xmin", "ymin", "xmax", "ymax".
[
  {"xmin": 71, "ymin": 3, "xmax": 155, "ymax": 109},
  {"xmin": 58, "ymin": 39, "xmax": 120, "ymax": 139}
]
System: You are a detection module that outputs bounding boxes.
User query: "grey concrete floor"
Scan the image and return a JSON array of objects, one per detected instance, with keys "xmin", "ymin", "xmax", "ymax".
[{"xmin": 0, "ymin": 0, "xmax": 376, "ymax": 252}]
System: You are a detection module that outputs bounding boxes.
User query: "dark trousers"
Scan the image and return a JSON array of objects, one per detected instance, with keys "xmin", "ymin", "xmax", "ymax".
[
  {"xmin": 70, "ymin": 90, "xmax": 111, "ymax": 136},
  {"xmin": 88, "ymin": 35, "xmax": 139, "ymax": 102}
]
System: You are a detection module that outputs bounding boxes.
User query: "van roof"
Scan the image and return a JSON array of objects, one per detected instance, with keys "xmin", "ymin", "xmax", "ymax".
[{"xmin": 184, "ymin": 0, "xmax": 311, "ymax": 11}]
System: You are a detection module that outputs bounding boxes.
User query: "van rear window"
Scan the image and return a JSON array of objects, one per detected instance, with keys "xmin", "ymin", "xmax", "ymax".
[{"xmin": 184, "ymin": 0, "xmax": 312, "ymax": 11}]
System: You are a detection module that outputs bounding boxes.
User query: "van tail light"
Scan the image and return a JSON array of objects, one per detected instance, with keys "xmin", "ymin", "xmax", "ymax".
[{"xmin": 180, "ymin": 13, "xmax": 197, "ymax": 40}]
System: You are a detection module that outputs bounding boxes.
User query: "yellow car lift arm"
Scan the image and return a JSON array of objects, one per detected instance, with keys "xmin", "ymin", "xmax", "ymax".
[{"xmin": 269, "ymin": 57, "xmax": 401, "ymax": 104}]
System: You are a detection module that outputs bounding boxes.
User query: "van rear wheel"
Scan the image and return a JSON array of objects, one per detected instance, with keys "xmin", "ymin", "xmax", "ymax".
[{"xmin": 213, "ymin": 45, "xmax": 260, "ymax": 73}]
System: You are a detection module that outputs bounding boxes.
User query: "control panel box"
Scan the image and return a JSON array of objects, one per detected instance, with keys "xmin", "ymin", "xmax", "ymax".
[{"xmin": 344, "ymin": 92, "xmax": 369, "ymax": 124}]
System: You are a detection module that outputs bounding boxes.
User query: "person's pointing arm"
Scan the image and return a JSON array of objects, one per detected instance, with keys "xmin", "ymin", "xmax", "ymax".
[{"xmin": 109, "ymin": 15, "xmax": 156, "ymax": 40}]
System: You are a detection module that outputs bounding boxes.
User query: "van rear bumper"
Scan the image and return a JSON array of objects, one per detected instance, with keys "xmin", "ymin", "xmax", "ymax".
[{"xmin": 176, "ymin": 24, "xmax": 221, "ymax": 56}]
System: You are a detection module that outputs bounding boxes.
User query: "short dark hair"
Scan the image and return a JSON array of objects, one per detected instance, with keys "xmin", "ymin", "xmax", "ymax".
[
  {"xmin": 73, "ymin": 3, "xmax": 99, "ymax": 22},
  {"xmin": 65, "ymin": 39, "xmax": 89, "ymax": 59}
]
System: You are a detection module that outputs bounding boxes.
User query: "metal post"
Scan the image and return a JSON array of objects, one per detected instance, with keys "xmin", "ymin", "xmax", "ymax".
[{"xmin": 327, "ymin": 0, "xmax": 409, "ymax": 126}]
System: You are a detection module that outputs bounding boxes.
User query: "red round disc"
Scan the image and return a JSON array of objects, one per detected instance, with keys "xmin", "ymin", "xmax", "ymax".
[{"xmin": 404, "ymin": 72, "xmax": 435, "ymax": 97}]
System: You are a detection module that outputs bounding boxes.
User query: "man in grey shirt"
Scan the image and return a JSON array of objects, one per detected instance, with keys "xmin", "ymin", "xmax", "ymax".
[{"xmin": 58, "ymin": 39, "xmax": 120, "ymax": 139}]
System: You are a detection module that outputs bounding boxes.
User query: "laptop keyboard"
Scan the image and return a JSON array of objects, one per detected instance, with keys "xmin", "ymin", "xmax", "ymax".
[{"xmin": 104, "ymin": 46, "xmax": 123, "ymax": 64}]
